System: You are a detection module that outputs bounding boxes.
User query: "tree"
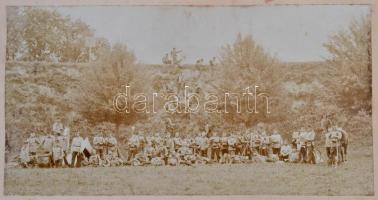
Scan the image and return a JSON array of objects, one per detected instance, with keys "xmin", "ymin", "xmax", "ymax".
[
  {"xmin": 323, "ymin": 15, "xmax": 371, "ymax": 112},
  {"xmin": 74, "ymin": 43, "xmax": 151, "ymax": 135},
  {"xmin": 21, "ymin": 8, "xmax": 69, "ymax": 61},
  {"xmin": 6, "ymin": 7, "xmax": 95, "ymax": 62},
  {"xmin": 59, "ymin": 19, "xmax": 94, "ymax": 62},
  {"xmin": 6, "ymin": 7, "xmax": 25, "ymax": 60},
  {"xmin": 212, "ymin": 33, "xmax": 286, "ymax": 127}
]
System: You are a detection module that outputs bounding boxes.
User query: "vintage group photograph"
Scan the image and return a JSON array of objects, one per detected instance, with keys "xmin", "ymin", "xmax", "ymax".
[{"xmin": 3, "ymin": 4, "xmax": 374, "ymax": 196}]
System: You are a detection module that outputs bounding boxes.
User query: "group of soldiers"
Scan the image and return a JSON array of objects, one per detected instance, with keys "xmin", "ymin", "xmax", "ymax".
[
  {"xmin": 19, "ymin": 118, "xmax": 349, "ymax": 168},
  {"xmin": 162, "ymin": 48, "xmax": 183, "ymax": 65},
  {"xmin": 20, "ymin": 121, "xmax": 70, "ymax": 168},
  {"xmin": 122, "ymin": 122, "xmax": 348, "ymax": 167},
  {"xmin": 162, "ymin": 48, "xmax": 217, "ymax": 66}
]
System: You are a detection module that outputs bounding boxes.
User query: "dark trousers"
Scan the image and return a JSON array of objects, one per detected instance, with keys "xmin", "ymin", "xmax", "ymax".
[
  {"xmin": 95, "ymin": 148, "xmax": 104, "ymax": 159},
  {"xmin": 326, "ymin": 147, "xmax": 331, "ymax": 159},
  {"xmin": 71, "ymin": 151, "xmax": 82, "ymax": 168},
  {"xmin": 272, "ymin": 148, "xmax": 281, "ymax": 155},
  {"xmin": 211, "ymin": 148, "xmax": 220, "ymax": 161}
]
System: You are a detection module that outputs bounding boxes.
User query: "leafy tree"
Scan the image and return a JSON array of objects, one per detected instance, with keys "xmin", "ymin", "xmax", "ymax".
[
  {"xmin": 59, "ymin": 19, "xmax": 94, "ymax": 62},
  {"xmin": 74, "ymin": 43, "xmax": 151, "ymax": 135},
  {"xmin": 6, "ymin": 7, "xmax": 25, "ymax": 61},
  {"xmin": 6, "ymin": 7, "xmax": 95, "ymax": 62},
  {"xmin": 21, "ymin": 8, "xmax": 69, "ymax": 61},
  {"xmin": 212, "ymin": 33, "xmax": 286, "ymax": 127},
  {"xmin": 323, "ymin": 15, "xmax": 371, "ymax": 112}
]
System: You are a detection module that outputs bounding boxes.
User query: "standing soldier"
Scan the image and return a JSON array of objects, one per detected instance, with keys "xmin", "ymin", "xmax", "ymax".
[
  {"xmin": 162, "ymin": 53, "xmax": 171, "ymax": 64},
  {"xmin": 58, "ymin": 129, "xmax": 70, "ymax": 166},
  {"xmin": 270, "ymin": 129, "xmax": 283, "ymax": 155},
  {"xmin": 209, "ymin": 132, "xmax": 221, "ymax": 162},
  {"xmin": 227, "ymin": 133, "xmax": 238, "ymax": 158},
  {"xmin": 337, "ymin": 125, "xmax": 349, "ymax": 162},
  {"xmin": 199, "ymin": 132, "xmax": 209, "ymax": 158},
  {"xmin": 52, "ymin": 119, "xmax": 64, "ymax": 135},
  {"xmin": 52, "ymin": 135, "xmax": 64, "ymax": 167},
  {"xmin": 41, "ymin": 133, "xmax": 55, "ymax": 167},
  {"xmin": 70, "ymin": 132, "xmax": 83, "ymax": 168},
  {"xmin": 209, "ymin": 57, "xmax": 217, "ymax": 66},
  {"xmin": 327, "ymin": 126, "xmax": 343, "ymax": 166},
  {"xmin": 220, "ymin": 132, "xmax": 229, "ymax": 163},
  {"xmin": 291, "ymin": 130, "xmax": 300, "ymax": 150},
  {"xmin": 93, "ymin": 132, "xmax": 105, "ymax": 159},
  {"xmin": 249, "ymin": 130, "xmax": 261, "ymax": 156},
  {"xmin": 324, "ymin": 127, "xmax": 333, "ymax": 163},
  {"xmin": 297, "ymin": 127, "xmax": 307, "ymax": 163},
  {"xmin": 106, "ymin": 133, "xmax": 118, "ymax": 155},
  {"xmin": 305, "ymin": 125, "xmax": 316, "ymax": 164},
  {"xmin": 170, "ymin": 47, "xmax": 182, "ymax": 65},
  {"xmin": 321, "ymin": 113, "xmax": 332, "ymax": 133}
]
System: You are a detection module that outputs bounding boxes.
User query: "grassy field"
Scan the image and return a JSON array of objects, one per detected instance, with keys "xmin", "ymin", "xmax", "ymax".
[{"xmin": 4, "ymin": 142, "xmax": 374, "ymax": 196}]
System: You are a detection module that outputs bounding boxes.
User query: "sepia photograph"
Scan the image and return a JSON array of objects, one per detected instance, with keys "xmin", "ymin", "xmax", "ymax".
[{"xmin": 2, "ymin": 2, "xmax": 374, "ymax": 196}]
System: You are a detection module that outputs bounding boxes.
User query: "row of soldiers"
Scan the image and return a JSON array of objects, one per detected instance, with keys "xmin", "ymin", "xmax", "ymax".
[
  {"xmin": 123, "ymin": 124, "xmax": 321, "ymax": 166},
  {"xmin": 20, "ymin": 120, "xmax": 348, "ymax": 167}
]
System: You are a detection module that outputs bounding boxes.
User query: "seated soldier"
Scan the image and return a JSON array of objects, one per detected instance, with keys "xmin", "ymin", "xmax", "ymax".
[
  {"xmin": 151, "ymin": 156, "xmax": 165, "ymax": 166},
  {"xmin": 260, "ymin": 132, "xmax": 270, "ymax": 156},
  {"xmin": 249, "ymin": 131, "xmax": 261, "ymax": 157},
  {"xmin": 173, "ymin": 132, "xmax": 182, "ymax": 153},
  {"xmin": 27, "ymin": 132, "xmax": 39, "ymax": 156},
  {"xmin": 143, "ymin": 141, "xmax": 155, "ymax": 162},
  {"xmin": 279, "ymin": 140, "xmax": 292, "ymax": 162},
  {"xmin": 41, "ymin": 133, "xmax": 55, "ymax": 167},
  {"xmin": 93, "ymin": 132, "xmax": 105, "ymax": 159},
  {"xmin": 128, "ymin": 129, "xmax": 140, "ymax": 162},
  {"xmin": 227, "ymin": 133, "xmax": 238, "ymax": 157},
  {"xmin": 270, "ymin": 129, "xmax": 283, "ymax": 156},
  {"xmin": 20, "ymin": 141, "xmax": 31, "ymax": 168},
  {"xmin": 168, "ymin": 152, "xmax": 181, "ymax": 166}
]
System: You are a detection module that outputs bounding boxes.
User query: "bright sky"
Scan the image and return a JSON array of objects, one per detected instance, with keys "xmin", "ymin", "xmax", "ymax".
[{"xmin": 55, "ymin": 5, "xmax": 369, "ymax": 64}]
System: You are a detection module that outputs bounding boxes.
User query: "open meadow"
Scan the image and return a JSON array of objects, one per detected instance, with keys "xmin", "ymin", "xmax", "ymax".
[{"xmin": 5, "ymin": 140, "xmax": 374, "ymax": 196}]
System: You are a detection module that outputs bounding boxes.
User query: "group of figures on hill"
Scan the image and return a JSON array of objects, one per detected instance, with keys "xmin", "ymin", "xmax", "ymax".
[
  {"xmin": 162, "ymin": 48, "xmax": 217, "ymax": 66},
  {"xmin": 18, "ymin": 115, "xmax": 348, "ymax": 168}
]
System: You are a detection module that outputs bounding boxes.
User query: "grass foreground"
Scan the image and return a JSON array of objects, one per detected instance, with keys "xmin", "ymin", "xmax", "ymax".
[{"xmin": 4, "ymin": 144, "xmax": 374, "ymax": 196}]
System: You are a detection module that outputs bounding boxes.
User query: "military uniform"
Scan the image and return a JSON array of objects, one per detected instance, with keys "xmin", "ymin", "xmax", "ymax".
[
  {"xmin": 249, "ymin": 132, "xmax": 261, "ymax": 156},
  {"xmin": 27, "ymin": 133, "xmax": 40, "ymax": 156},
  {"xmin": 128, "ymin": 134, "xmax": 140, "ymax": 161},
  {"xmin": 259, "ymin": 133, "xmax": 270, "ymax": 156},
  {"xmin": 209, "ymin": 135, "xmax": 221, "ymax": 161},
  {"xmin": 106, "ymin": 134, "xmax": 118, "ymax": 155},
  {"xmin": 270, "ymin": 132, "xmax": 283, "ymax": 155},
  {"xmin": 173, "ymin": 136, "xmax": 182, "ymax": 152},
  {"xmin": 70, "ymin": 134, "xmax": 83, "ymax": 167},
  {"xmin": 227, "ymin": 135, "xmax": 237, "ymax": 157},
  {"xmin": 20, "ymin": 141, "xmax": 30, "ymax": 167},
  {"xmin": 291, "ymin": 131, "xmax": 300, "ymax": 150},
  {"xmin": 93, "ymin": 134, "xmax": 105, "ymax": 159},
  {"xmin": 52, "ymin": 137, "xmax": 64, "ymax": 167},
  {"xmin": 52, "ymin": 121, "xmax": 64, "ymax": 135},
  {"xmin": 279, "ymin": 144, "xmax": 292, "ymax": 162}
]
